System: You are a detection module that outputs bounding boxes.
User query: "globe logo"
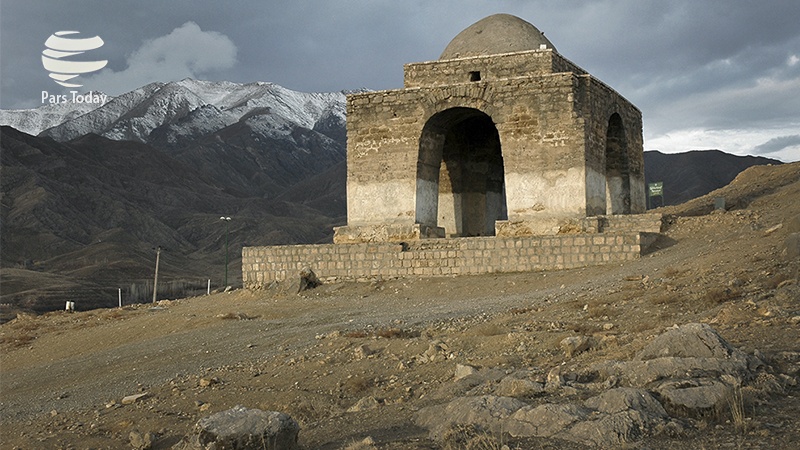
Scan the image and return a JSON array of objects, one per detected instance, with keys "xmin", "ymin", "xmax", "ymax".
[{"xmin": 42, "ymin": 31, "xmax": 107, "ymax": 88}]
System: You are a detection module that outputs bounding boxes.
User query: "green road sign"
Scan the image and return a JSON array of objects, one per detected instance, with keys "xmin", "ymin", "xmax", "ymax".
[{"xmin": 648, "ymin": 182, "xmax": 663, "ymax": 197}]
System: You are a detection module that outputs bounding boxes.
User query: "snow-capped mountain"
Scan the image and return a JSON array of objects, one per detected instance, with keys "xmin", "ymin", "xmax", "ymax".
[
  {"xmin": 1, "ymin": 78, "xmax": 348, "ymax": 199},
  {"xmin": 0, "ymin": 100, "xmax": 101, "ymax": 136},
  {"xmin": 0, "ymin": 78, "xmax": 346, "ymax": 145}
]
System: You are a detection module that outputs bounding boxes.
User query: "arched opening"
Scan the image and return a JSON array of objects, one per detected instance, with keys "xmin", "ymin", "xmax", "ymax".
[
  {"xmin": 416, "ymin": 107, "xmax": 507, "ymax": 237},
  {"xmin": 605, "ymin": 113, "xmax": 631, "ymax": 215}
]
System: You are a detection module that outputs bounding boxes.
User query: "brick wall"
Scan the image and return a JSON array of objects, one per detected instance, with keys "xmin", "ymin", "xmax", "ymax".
[{"xmin": 242, "ymin": 232, "xmax": 644, "ymax": 288}]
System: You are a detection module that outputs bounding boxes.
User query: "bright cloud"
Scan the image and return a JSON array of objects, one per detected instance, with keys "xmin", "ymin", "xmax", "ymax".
[
  {"xmin": 646, "ymin": 127, "xmax": 800, "ymax": 163},
  {"xmin": 86, "ymin": 22, "xmax": 237, "ymax": 95}
]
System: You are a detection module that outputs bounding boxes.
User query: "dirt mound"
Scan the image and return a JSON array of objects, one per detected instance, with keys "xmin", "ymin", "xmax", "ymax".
[{"xmin": 660, "ymin": 161, "xmax": 799, "ymax": 217}]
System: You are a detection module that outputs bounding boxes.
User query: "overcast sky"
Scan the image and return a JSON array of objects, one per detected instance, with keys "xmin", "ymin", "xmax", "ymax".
[{"xmin": 2, "ymin": 0, "xmax": 799, "ymax": 161}]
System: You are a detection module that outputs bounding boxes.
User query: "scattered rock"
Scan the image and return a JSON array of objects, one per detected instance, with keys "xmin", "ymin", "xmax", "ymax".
[
  {"xmin": 545, "ymin": 367, "xmax": 564, "ymax": 392},
  {"xmin": 454, "ymin": 364, "xmax": 478, "ymax": 380},
  {"xmin": 421, "ymin": 341, "xmax": 448, "ymax": 362},
  {"xmin": 175, "ymin": 405, "xmax": 299, "ymax": 450},
  {"xmin": 298, "ymin": 267, "xmax": 321, "ymax": 292},
  {"xmin": 494, "ymin": 376, "xmax": 544, "ymax": 397},
  {"xmin": 199, "ymin": 377, "xmax": 220, "ymax": 387},
  {"xmin": 764, "ymin": 223, "xmax": 783, "ymax": 235},
  {"xmin": 560, "ymin": 335, "xmax": 593, "ymax": 357},
  {"xmin": 347, "ymin": 396, "xmax": 381, "ymax": 412},
  {"xmin": 354, "ymin": 345, "xmax": 372, "ymax": 360},
  {"xmin": 129, "ymin": 430, "xmax": 156, "ymax": 450},
  {"xmin": 122, "ymin": 393, "xmax": 149, "ymax": 405}
]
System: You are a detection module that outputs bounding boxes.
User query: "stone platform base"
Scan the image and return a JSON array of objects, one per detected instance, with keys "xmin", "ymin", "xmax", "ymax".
[
  {"xmin": 243, "ymin": 232, "xmax": 653, "ymax": 288},
  {"xmin": 333, "ymin": 223, "xmax": 444, "ymax": 244}
]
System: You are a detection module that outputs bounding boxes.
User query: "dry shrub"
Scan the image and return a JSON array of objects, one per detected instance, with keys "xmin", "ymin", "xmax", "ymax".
[
  {"xmin": 570, "ymin": 322, "xmax": 602, "ymax": 334},
  {"xmin": 443, "ymin": 424, "xmax": 506, "ymax": 450},
  {"xmin": 375, "ymin": 327, "xmax": 418, "ymax": 339},
  {"xmin": 216, "ymin": 312, "xmax": 258, "ymax": 320},
  {"xmin": 630, "ymin": 317, "xmax": 660, "ymax": 333},
  {"xmin": 104, "ymin": 309, "xmax": 125, "ymax": 320},
  {"xmin": 586, "ymin": 304, "xmax": 616, "ymax": 319},
  {"xmin": 663, "ymin": 266, "xmax": 688, "ymax": 278},
  {"xmin": 701, "ymin": 287, "xmax": 742, "ymax": 306},
  {"xmin": 717, "ymin": 385, "xmax": 751, "ymax": 434},
  {"xmin": 0, "ymin": 333, "xmax": 36, "ymax": 347},
  {"xmin": 286, "ymin": 396, "xmax": 325, "ymax": 426},
  {"xmin": 343, "ymin": 376, "xmax": 373, "ymax": 395},
  {"xmin": 651, "ymin": 294, "xmax": 682, "ymax": 305},
  {"xmin": 343, "ymin": 437, "xmax": 377, "ymax": 450},
  {"xmin": 343, "ymin": 330, "xmax": 369, "ymax": 338},
  {"xmin": 470, "ymin": 323, "xmax": 506, "ymax": 337},
  {"xmin": 764, "ymin": 272, "xmax": 791, "ymax": 290}
]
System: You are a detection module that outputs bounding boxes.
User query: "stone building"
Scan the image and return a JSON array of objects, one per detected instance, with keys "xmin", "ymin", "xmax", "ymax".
[
  {"xmin": 334, "ymin": 14, "xmax": 645, "ymax": 243},
  {"xmin": 241, "ymin": 14, "xmax": 660, "ymax": 287}
]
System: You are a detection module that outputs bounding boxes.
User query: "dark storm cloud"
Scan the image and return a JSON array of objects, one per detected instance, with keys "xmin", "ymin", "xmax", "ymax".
[
  {"xmin": 754, "ymin": 135, "xmax": 800, "ymax": 155},
  {"xmin": 2, "ymin": 0, "xmax": 799, "ymax": 160}
]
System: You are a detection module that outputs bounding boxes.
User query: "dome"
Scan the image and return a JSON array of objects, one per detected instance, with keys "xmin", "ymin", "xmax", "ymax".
[{"xmin": 439, "ymin": 14, "xmax": 557, "ymax": 60}]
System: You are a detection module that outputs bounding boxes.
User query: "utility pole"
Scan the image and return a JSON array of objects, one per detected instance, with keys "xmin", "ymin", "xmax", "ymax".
[
  {"xmin": 220, "ymin": 217, "xmax": 231, "ymax": 287},
  {"xmin": 152, "ymin": 246, "xmax": 161, "ymax": 303}
]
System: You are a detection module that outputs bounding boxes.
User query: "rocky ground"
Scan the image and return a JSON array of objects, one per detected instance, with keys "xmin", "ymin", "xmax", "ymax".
[{"xmin": 1, "ymin": 162, "xmax": 798, "ymax": 449}]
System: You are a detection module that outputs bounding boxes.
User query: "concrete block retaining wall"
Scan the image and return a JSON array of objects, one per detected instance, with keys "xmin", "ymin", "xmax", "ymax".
[{"xmin": 242, "ymin": 232, "xmax": 646, "ymax": 288}]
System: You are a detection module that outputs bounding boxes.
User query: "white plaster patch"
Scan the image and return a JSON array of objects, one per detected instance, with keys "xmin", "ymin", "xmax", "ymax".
[
  {"xmin": 505, "ymin": 167, "xmax": 586, "ymax": 218},
  {"xmin": 348, "ymin": 180, "xmax": 416, "ymax": 224}
]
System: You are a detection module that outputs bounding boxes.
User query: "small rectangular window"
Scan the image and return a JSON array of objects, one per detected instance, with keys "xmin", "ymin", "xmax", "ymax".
[{"xmin": 469, "ymin": 71, "xmax": 481, "ymax": 82}]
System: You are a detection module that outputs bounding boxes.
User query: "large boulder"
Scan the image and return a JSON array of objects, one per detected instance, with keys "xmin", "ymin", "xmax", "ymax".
[
  {"xmin": 589, "ymin": 324, "xmax": 753, "ymax": 387},
  {"xmin": 505, "ymin": 403, "xmax": 589, "ymax": 438},
  {"xmin": 636, "ymin": 323, "xmax": 744, "ymax": 360},
  {"xmin": 174, "ymin": 405, "xmax": 299, "ymax": 450},
  {"xmin": 568, "ymin": 388, "xmax": 672, "ymax": 447},
  {"xmin": 784, "ymin": 233, "xmax": 800, "ymax": 260},
  {"xmin": 589, "ymin": 356, "xmax": 749, "ymax": 387},
  {"xmin": 415, "ymin": 395, "xmax": 525, "ymax": 441},
  {"xmin": 505, "ymin": 388, "xmax": 673, "ymax": 447},
  {"xmin": 654, "ymin": 378, "xmax": 731, "ymax": 418}
]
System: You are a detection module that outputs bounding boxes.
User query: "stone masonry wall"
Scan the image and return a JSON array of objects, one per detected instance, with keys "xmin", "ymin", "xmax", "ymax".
[
  {"xmin": 242, "ymin": 232, "xmax": 645, "ymax": 288},
  {"xmin": 403, "ymin": 49, "xmax": 586, "ymax": 88}
]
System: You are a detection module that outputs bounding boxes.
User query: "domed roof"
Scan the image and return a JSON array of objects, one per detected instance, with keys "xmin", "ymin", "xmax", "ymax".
[{"xmin": 440, "ymin": 14, "xmax": 557, "ymax": 60}]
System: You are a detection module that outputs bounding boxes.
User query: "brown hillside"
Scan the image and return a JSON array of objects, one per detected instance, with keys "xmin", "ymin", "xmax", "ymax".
[{"xmin": 0, "ymin": 162, "xmax": 798, "ymax": 449}]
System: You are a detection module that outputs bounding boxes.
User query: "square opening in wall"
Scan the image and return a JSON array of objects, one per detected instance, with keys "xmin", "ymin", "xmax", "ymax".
[{"xmin": 469, "ymin": 71, "xmax": 481, "ymax": 81}]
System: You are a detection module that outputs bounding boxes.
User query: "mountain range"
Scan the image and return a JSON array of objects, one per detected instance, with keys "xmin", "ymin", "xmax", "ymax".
[{"xmin": 0, "ymin": 79, "xmax": 782, "ymax": 317}]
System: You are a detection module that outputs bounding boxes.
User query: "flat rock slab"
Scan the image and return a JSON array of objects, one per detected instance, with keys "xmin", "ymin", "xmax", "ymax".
[
  {"xmin": 655, "ymin": 378, "xmax": 730, "ymax": 418},
  {"xmin": 175, "ymin": 405, "xmax": 299, "ymax": 450},
  {"xmin": 636, "ymin": 323, "xmax": 744, "ymax": 360},
  {"xmin": 415, "ymin": 395, "xmax": 526, "ymax": 441}
]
